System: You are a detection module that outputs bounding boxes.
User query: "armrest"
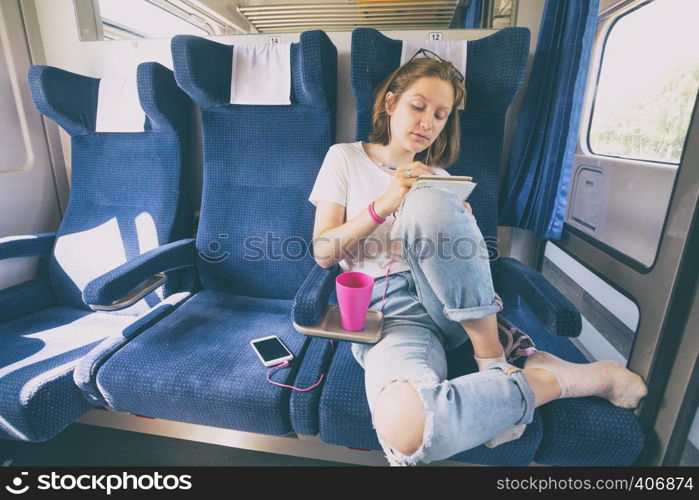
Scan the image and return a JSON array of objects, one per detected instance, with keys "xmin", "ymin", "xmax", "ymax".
[
  {"xmin": 82, "ymin": 238, "xmax": 195, "ymax": 310},
  {"xmin": 290, "ymin": 336, "xmax": 337, "ymax": 436},
  {"xmin": 292, "ymin": 264, "xmax": 340, "ymax": 326},
  {"xmin": 0, "ymin": 278, "xmax": 56, "ymax": 323},
  {"xmin": 0, "ymin": 233, "xmax": 55, "ymax": 261},
  {"xmin": 75, "ymin": 291, "xmax": 191, "ymax": 406},
  {"xmin": 496, "ymin": 257, "xmax": 581, "ymax": 337}
]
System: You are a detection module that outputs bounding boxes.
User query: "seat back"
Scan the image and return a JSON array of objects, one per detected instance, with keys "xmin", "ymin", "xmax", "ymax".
[
  {"xmin": 172, "ymin": 31, "xmax": 337, "ymax": 300},
  {"xmin": 351, "ymin": 27, "xmax": 529, "ymax": 276},
  {"xmin": 28, "ymin": 62, "xmax": 194, "ymax": 313}
]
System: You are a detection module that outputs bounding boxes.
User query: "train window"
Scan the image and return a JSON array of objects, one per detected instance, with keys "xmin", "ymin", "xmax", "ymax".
[
  {"xmin": 588, "ymin": 0, "xmax": 699, "ymax": 164},
  {"xmin": 541, "ymin": 243, "xmax": 639, "ymax": 363},
  {"xmin": 76, "ymin": 0, "xmax": 210, "ymax": 41},
  {"xmin": 482, "ymin": 0, "xmax": 519, "ymax": 29}
]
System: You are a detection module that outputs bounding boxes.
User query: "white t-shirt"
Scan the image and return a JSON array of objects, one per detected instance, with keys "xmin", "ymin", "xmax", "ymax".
[{"xmin": 308, "ymin": 141, "xmax": 449, "ymax": 279}]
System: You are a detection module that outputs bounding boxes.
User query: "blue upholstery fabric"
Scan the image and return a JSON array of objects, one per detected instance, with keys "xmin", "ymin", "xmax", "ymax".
[
  {"xmin": 28, "ymin": 63, "xmax": 194, "ymax": 310},
  {"xmin": 74, "ymin": 292, "xmax": 191, "ymax": 406},
  {"xmin": 139, "ymin": 62, "xmax": 193, "ymax": 134},
  {"xmin": 0, "ymin": 279, "xmax": 56, "ymax": 325},
  {"xmin": 496, "ymin": 257, "xmax": 581, "ymax": 337},
  {"xmin": 172, "ymin": 33, "xmax": 337, "ymax": 112},
  {"xmin": 96, "ymin": 291, "xmax": 308, "ymax": 434},
  {"xmin": 27, "ymin": 66, "xmax": 99, "ymax": 135},
  {"xmin": 0, "ymin": 232, "xmax": 56, "ymax": 324},
  {"xmin": 534, "ymin": 398, "xmax": 645, "ymax": 466},
  {"xmin": 289, "ymin": 264, "xmax": 339, "ymax": 435},
  {"xmin": 289, "ymin": 337, "xmax": 337, "ymax": 436},
  {"xmin": 91, "ymin": 32, "xmax": 337, "ymax": 438},
  {"xmin": 83, "ymin": 238, "xmax": 196, "ymax": 308},
  {"xmin": 0, "ymin": 62, "xmax": 195, "ymax": 442},
  {"xmin": 292, "ymin": 263, "xmax": 340, "ymax": 326},
  {"xmin": 0, "ymin": 233, "xmax": 56, "ymax": 260},
  {"xmin": 172, "ymin": 31, "xmax": 336, "ymax": 301},
  {"xmin": 0, "ymin": 306, "xmax": 135, "ymax": 441}
]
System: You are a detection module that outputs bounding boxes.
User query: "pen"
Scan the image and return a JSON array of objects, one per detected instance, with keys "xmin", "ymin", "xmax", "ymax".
[
  {"xmin": 380, "ymin": 162, "xmax": 434, "ymax": 173},
  {"xmin": 378, "ymin": 162, "xmax": 397, "ymax": 170}
]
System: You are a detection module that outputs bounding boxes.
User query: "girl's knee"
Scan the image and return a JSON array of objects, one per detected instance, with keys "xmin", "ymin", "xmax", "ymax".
[
  {"xmin": 402, "ymin": 187, "xmax": 457, "ymax": 224},
  {"xmin": 372, "ymin": 380, "xmax": 426, "ymax": 457},
  {"xmin": 400, "ymin": 188, "xmax": 471, "ymax": 243}
]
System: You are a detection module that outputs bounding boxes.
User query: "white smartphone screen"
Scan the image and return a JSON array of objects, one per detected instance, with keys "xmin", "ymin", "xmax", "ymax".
[{"xmin": 251, "ymin": 337, "xmax": 292, "ymax": 363}]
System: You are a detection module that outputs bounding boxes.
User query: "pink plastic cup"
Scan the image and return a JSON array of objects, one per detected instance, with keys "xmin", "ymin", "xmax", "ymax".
[{"xmin": 335, "ymin": 272, "xmax": 375, "ymax": 331}]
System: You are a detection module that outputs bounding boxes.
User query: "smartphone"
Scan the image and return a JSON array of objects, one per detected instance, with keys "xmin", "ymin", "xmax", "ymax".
[{"xmin": 250, "ymin": 335, "xmax": 294, "ymax": 367}]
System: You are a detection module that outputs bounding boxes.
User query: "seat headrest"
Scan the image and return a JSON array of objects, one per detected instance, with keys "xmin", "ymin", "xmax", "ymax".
[
  {"xmin": 138, "ymin": 62, "xmax": 193, "ymax": 133},
  {"xmin": 351, "ymin": 27, "xmax": 530, "ymax": 115},
  {"xmin": 400, "ymin": 40, "xmax": 467, "ymax": 110},
  {"xmin": 95, "ymin": 75, "xmax": 145, "ymax": 132},
  {"xmin": 230, "ymin": 43, "xmax": 292, "ymax": 105},
  {"xmin": 28, "ymin": 62, "xmax": 191, "ymax": 136},
  {"xmin": 171, "ymin": 30, "xmax": 336, "ymax": 111}
]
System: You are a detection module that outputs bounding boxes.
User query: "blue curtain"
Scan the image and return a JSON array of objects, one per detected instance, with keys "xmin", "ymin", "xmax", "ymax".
[
  {"xmin": 462, "ymin": 0, "xmax": 483, "ymax": 28},
  {"xmin": 498, "ymin": 0, "xmax": 599, "ymax": 240}
]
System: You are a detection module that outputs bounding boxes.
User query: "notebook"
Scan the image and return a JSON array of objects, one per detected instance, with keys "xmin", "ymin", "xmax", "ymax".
[
  {"xmin": 390, "ymin": 175, "xmax": 477, "ymax": 240},
  {"xmin": 410, "ymin": 175, "xmax": 477, "ymax": 200}
]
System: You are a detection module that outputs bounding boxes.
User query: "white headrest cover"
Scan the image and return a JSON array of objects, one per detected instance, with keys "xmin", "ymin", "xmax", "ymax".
[
  {"xmin": 95, "ymin": 77, "xmax": 146, "ymax": 132},
  {"xmin": 230, "ymin": 43, "xmax": 292, "ymax": 105}
]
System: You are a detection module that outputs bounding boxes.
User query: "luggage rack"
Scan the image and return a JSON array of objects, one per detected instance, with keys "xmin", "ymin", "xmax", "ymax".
[{"xmin": 293, "ymin": 305, "xmax": 384, "ymax": 344}]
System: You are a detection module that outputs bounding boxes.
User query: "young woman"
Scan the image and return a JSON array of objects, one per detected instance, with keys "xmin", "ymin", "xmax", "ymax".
[{"xmin": 308, "ymin": 53, "xmax": 648, "ymax": 466}]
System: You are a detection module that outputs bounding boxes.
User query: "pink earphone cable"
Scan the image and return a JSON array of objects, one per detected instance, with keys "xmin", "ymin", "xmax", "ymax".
[
  {"xmin": 380, "ymin": 240, "xmax": 399, "ymax": 313},
  {"xmin": 265, "ymin": 339, "xmax": 336, "ymax": 391}
]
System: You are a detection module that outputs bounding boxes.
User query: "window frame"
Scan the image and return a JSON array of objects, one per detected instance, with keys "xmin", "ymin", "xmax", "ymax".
[{"xmin": 585, "ymin": 0, "xmax": 691, "ymax": 167}]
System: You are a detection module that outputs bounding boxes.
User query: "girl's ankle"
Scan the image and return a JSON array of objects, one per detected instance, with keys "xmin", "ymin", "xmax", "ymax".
[
  {"xmin": 523, "ymin": 367, "xmax": 563, "ymax": 401},
  {"xmin": 473, "ymin": 347, "xmax": 505, "ymax": 359}
]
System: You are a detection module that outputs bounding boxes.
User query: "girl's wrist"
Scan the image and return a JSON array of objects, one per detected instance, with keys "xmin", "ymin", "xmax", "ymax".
[
  {"xmin": 373, "ymin": 197, "xmax": 394, "ymax": 219},
  {"xmin": 368, "ymin": 202, "xmax": 385, "ymax": 224}
]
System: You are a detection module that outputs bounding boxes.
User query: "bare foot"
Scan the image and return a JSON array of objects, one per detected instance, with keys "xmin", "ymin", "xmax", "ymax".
[{"xmin": 524, "ymin": 351, "xmax": 648, "ymax": 409}]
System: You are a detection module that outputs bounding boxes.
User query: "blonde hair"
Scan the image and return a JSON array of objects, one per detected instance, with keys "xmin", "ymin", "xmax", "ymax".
[{"xmin": 367, "ymin": 57, "xmax": 466, "ymax": 167}]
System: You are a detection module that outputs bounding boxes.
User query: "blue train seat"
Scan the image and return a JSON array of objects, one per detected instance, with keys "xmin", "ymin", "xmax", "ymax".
[
  {"xmin": 292, "ymin": 27, "xmax": 644, "ymax": 465},
  {"xmin": 80, "ymin": 31, "xmax": 337, "ymax": 436},
  {"xmin": 0, "ymin": 62, "xmax": 194, "ymax": 441}
]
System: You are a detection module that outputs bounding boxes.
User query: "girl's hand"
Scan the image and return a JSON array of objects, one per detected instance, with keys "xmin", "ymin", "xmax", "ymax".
[{"xmin": 374, "ymin": 161, "xmax": 436, "ymax": 218}]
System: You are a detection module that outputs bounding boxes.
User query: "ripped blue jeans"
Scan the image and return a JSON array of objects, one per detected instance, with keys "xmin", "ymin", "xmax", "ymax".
[{"xmin": 351, "ymin": 186, "xmax": 536, "ymax": 466}]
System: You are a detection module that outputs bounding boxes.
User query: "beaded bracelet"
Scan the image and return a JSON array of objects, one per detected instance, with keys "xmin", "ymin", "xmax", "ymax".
[{"xmin": 367, "ymin": 202, "xmax": 386, "ymax": 224}]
